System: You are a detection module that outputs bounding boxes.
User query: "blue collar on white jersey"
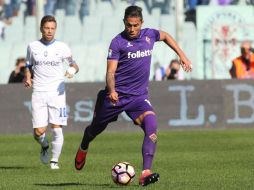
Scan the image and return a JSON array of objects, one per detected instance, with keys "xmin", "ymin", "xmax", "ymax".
[{"xmin": 39, "ymin": 38, "xmax": 56, "ymax": 46}]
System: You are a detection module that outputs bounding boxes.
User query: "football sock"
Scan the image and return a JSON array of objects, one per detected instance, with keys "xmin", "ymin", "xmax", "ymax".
[
  {"xmin": 51, "ymin": 128, "xmax": 64, "ymax": 162},
  {"xmin": 34, "ymin": 132, "xmax": 49, "ymax": 148},
  {"xmin": 80, "ymin": 126, "xmax": 95, "ymax": 150},
  {"xmin": 141, "ymin": 114, "xmax": 157, "ymax": 170},
  {"xmin": 80, "ymin": 123, "xmax": 108, "ymax": 150}
]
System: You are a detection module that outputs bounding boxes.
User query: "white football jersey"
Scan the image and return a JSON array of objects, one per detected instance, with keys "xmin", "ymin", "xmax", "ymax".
[{"xmin": 26, "ymin": 40, "xmax": 73, "ymax": 92}]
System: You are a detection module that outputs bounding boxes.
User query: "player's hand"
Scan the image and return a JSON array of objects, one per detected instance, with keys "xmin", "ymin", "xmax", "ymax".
[
  {"xmin": 180, "ymin": 59, "xmax": 192, "ymax": 72},
  {"xmin": 109, "ymin": 91, "xmax": 119, "ymax": 106},
  {"xmin": 65, "ymin": 67, "xmax": 77, "ymax": 79},
  {"xmin": 65, "ymin": 71, "xmax": 74, "ymax": 79},
  {"xmin": 23, "ymin": 78, "xmax": 32, "ymax": 88}
]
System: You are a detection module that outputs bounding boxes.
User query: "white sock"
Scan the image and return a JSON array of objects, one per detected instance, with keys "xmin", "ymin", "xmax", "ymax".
[
  {"xmin": 51, "ymin": 128, "xmax": 64, "ymax": 163},
  {"xmin": 34, "ymin": 132, "xmax": 49, "ymax": 148}
]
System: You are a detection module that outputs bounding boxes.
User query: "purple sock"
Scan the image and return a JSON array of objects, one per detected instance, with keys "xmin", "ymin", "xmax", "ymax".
[{"xmin": 141, "ymin": 114, "xmax": 157, "ymax": 170}]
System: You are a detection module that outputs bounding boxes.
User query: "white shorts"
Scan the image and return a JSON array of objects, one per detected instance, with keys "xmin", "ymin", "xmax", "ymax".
[{"xmin": 32, "ymin": 91, "xmax": 67, "ymax": 128}]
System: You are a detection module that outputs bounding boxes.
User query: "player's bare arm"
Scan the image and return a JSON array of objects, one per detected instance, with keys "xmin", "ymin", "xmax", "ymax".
[
  {"xmin": 106, "ymin": 60, "xmax": 118, "ymax": 104},
  {"xmin": 159, "ymin": 30, "xmax": 192, "ymax": 72},
  {"xmin": 23, "ymin": 67, "xmax": 32, "ymax": 88}
]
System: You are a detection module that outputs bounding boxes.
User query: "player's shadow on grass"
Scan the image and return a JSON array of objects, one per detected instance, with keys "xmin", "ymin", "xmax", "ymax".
[
  {"xmin": 34, "ymin": 183, "xmax": 139, "ymax": 188},
  {"xmin": 0, "ymin": 166, "xmax": 26, "ymax": 170}
]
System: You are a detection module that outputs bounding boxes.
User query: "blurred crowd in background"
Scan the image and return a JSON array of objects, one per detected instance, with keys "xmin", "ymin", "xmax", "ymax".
[
  {"xmin": 1, "ymin": 0, "xmax": 254, "ymax": 40},
  {"xmin": 1, "ymin": 0, "xmax": 253, "ymax": 42}
]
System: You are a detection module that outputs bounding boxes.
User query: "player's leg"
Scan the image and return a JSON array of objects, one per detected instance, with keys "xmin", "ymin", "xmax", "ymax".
[
  {"xmin": 138, "ymin": 112, "xmax": 160, "ymax": 186},
  {"xmin": 75, "ymin": 89, "xmax": 121, "ymax": 170},
  {"xmin": 80, "ymin": 122, "xmax": 108, "ymax": 151},
  {"xmin": 49, "ymin": 125, "xmax": 63, "ymax": 169},
  {"xmin": 126, "ymin": 97, "xmax": 159, "ymax": 186},
  {"xmin": 32, "ymin": 92, "xmax": 49, "ymax": 164},
  {"xmin": 48, "ymin": 91, "xmax": 67, "ymax": 169},
  {"xmin": 34, "ymin": 127, "xmax": 49, "ymax": 164},
  {"xmin": 75, "ymin": 122, "xmax": 108, "ymax": 170}
]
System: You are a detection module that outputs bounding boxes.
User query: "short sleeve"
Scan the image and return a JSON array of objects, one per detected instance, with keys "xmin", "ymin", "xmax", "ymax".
[
  {"xmin": 107, "ymin": 39, "xmax": 120, "ymax": 61},
  {"xmin": 62, "ymin": 43, "xmax": 76, "ymax": 65},
  {"xmin": 151, "ymin": 28, "xmax": 160, "ymax": 42},
  {"xmin": 62, "ymin": 43, "xmax": 72, "ymax": 58}
]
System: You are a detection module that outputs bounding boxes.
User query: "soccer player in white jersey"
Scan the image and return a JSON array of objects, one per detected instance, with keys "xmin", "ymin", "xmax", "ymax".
[{"xmin": 24, "ymin": 15, "xmax": 79, "ymax": 169}]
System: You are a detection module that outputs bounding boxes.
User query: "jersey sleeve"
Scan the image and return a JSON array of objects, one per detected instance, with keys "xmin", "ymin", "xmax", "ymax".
[
  {"xmin": 62, "ymin": 43, "xmax": 76, "ymax": 65},
  {"xmin": 151, "ymin": 28, "xmax": 160, "ymax": 42},
  {"xmin": 62, "ymin": 43, "xmax": 72, "ymax": 57},
  {"xmin": 107, "ymin": 39, "xmax": 120, "ymax": 61}
]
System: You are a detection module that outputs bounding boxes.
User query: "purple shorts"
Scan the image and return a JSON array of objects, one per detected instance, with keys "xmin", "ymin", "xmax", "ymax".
[{"xmin": 91, "ymin": 90, "xmax": 154, "ymax": 125}]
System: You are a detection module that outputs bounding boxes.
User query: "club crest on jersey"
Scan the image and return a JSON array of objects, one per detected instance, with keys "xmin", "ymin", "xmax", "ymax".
[
  {"xmin": 146, "ymin": 36, "xmax": 151, "ymax": 44},
  {"xmin": 44, "ymin": 51, "xmax": 48, "ymax": 57},
  {"xmin": 127, "ymin": 42, "xmax": 133, "ymax": 47},
  {"xmin": 108, "ymin": 49, "xmax": 112, "ymax": 58}
]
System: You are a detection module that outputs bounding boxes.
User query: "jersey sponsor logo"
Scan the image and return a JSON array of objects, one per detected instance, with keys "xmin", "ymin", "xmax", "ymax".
[
  {"xmin": 127, "ymin": 50, "xmax": 152, "ymax": 59},
  {"xmin": 34, "ymin": 60, "xmax": 61, "ymax": 66}
]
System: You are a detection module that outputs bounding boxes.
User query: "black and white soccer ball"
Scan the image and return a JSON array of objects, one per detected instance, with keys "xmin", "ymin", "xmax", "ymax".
[{"xmin": 111, "ymin": 162, "xmax": 135, "ymax": 185}]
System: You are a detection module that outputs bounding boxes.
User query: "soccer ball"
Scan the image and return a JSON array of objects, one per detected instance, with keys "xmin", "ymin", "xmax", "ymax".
[{"xmin": 111, "ymin": 162, "xmax": 135, "ymax": 185}]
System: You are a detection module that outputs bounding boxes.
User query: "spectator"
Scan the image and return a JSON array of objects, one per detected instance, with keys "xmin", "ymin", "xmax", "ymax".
[
  {"xmin": 229, "ymin": 41, "xmax": 254, "ymax": 79},
  {"xmin": 24, "ymin": 0, "xmax": 35, "ymax": 16},
  {"xmin": 144, "ymin": 0, "xmax": 171, "ymax": 15},
  {"xmin": 184, "ymin": 0, "xmax": 210, "ymax": 26},
  {"xmin": 44, "ymin": 0, "xmax": 89, "ymax": 23},
  {"xmin": 166, "ymin": 59, "xmax": 181, "ymax": 80},
  {"xmin": 8, "ymin": 57, "xmax": 26, "ymax": 83},
  {"xmin": 44, "ymin": 0, "xmax": 57, "ymax": 15},
  {"xmin": 0, "ymin": 0, "xmax": 13, "ymax": 40},
  {"xmin": 52, "ymin": 0, "xmax": 76, "ymax": 16},
  {"xmin": 153, "ymin": 62, "xmax": 166, "ymax": 81},
  {"xmin": 79, "ymin": 0, "xmax": 89, "ymax": 24},
  {"xmin": 246, "ymin": 0, "xmax": 254, "ymax": 5},
  {"xmin": 0, "ymin": 20, "xmax": 4, "ymax": 40},
  {"xmin": 5, "ymin": 0, "xmax": 22, "ymax": 17},
  {"xmin": 64, "ymin": 0, "xmax": 76, "ymax": 15}
]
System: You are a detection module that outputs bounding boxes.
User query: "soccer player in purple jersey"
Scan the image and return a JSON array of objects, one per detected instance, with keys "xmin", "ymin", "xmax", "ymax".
[{"xmin": 75, "ymin": 5, "xmax": 192, "ymax": 186}]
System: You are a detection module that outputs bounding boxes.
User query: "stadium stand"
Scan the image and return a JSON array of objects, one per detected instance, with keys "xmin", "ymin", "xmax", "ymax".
[
  {"xmin": 0, "ymin": 0, "xmax": 198, "ymax": 84},
  {"xmin": 0, "ymin": 42, "xmax": 12, "ymax": 83},
  {"xmin": 62, "ymin": 16, "xmax": 83, "ymax": 44},
  {"xmin": 4, "ymin": 16, "xmax": 24, "ymax": 43},
  {"xmin": 80, "ymin": 16, "xmax": 100, "ymax": 43},
  {"xmin": 23, "ymin": 16, "xmax": 37, "ymax": 43}
]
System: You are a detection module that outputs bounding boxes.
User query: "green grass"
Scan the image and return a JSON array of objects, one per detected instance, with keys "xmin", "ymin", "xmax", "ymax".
[{"xmin": 1, "ymin": 129, "xmax": 254, "ymax": 190}]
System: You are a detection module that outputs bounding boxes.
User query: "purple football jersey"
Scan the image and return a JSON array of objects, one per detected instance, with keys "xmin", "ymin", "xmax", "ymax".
[{"xmin": 107, "ymin": 28, "xmax": 160, "ymax": 96}]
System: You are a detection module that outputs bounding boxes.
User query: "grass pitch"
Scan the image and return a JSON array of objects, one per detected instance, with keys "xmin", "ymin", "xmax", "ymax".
[{"xmin": 1, "ymin": 129, "xmax": 254, "ymax": 190}]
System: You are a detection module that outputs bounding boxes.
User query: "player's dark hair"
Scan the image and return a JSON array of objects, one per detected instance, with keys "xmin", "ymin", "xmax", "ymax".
[
  {"xmin": 40, "ymin": 15, "xmax": 57, "ymax": 29},
  {"xmin": 124, "ymin": 5, "xmax": 143, "ymax": 21}
]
